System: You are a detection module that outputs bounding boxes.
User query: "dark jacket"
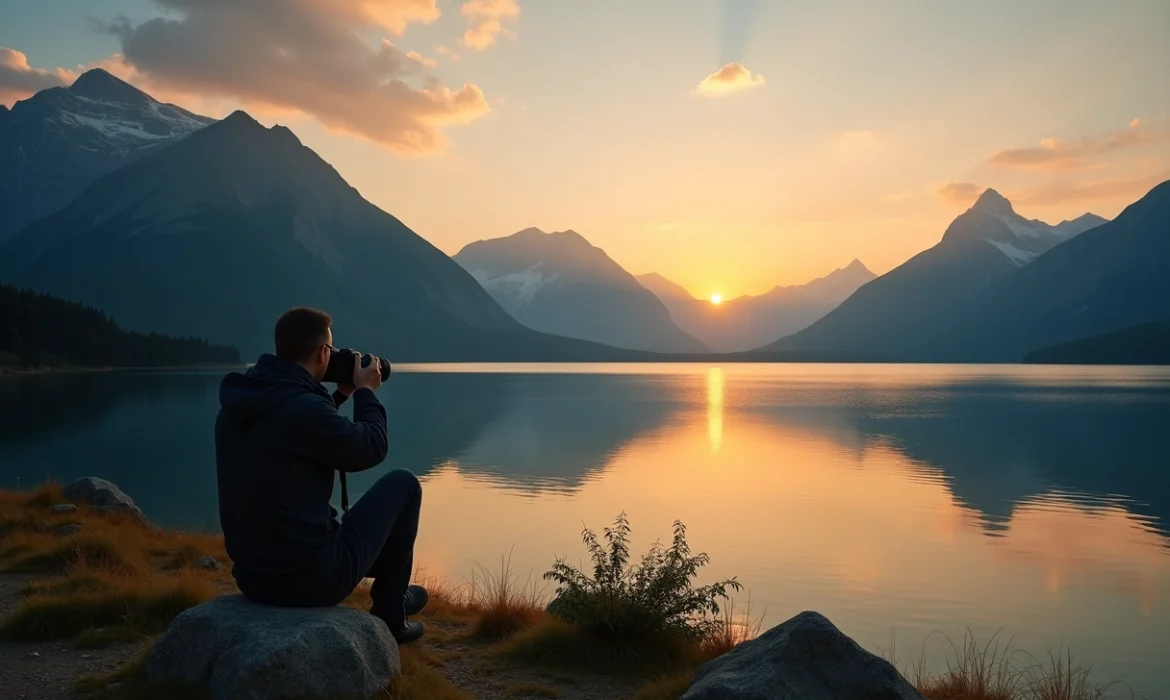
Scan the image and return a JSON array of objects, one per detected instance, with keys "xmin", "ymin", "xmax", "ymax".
[{"xmin": 215, "ymin": 354, "xmax": 388, "ymax": 581}]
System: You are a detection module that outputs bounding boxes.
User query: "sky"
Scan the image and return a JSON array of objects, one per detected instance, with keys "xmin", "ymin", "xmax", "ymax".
[{"xmin": 2, "ymin": 0, "xmax": 1169, "ymax": 299}]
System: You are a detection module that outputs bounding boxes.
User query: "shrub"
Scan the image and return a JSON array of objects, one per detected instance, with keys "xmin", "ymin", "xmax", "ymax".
[{"xmin": 543, "ymin": 513, "xmax": 741, "ymax": 641}]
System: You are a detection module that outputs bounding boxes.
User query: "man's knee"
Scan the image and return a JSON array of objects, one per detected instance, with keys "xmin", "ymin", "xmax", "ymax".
[{"xmin": 382, "ymin": 469, "xmax": 421, "ymax": 501}]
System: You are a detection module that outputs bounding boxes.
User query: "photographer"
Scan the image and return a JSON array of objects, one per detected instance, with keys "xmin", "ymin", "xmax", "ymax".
[{"xmin": 214, "ymin": 307, "xmax": 426, "ymax": 644}]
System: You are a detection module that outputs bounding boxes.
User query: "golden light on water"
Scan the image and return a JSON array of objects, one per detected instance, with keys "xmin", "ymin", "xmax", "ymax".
[
  {"xmin": 710, "ymin": 294, "xmax": 723, "ymax": 305},
  {"xmin": 707, "ymin": 367, "xmax": 724, "ymax": 453}
]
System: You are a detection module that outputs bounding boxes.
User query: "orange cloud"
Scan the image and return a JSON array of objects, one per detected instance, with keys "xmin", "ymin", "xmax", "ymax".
[
  {"xmin": 435, "ymin": 45, "xmax": 462, "ymax": 62},
  {"xmin": 693, "ymin": 62, "xmax": 765, "ymax": 97},
  {"xmin": 0, "ymin": 47, "xmax": 73, "ymax": 106},
  {"xmin": 988, "ymin": 119, "xmax": 1162, "ymax": 171},
  {"xmin": 1014, "ymin": 171, "xmax": 1170, "ymax": 206},
  {"xmin": 936, "ymin": 181, "xmax": 984, "ymax": 207},
  {"xmin": 461, "ymin": 0, "xmax": 521, "ymax": 50},
  {"xmin": 94, "ymin": 0, "xmax": 489, "ymax": 153}
]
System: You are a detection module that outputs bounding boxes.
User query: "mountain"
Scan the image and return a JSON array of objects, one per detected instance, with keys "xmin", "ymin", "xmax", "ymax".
[
  {"xmin": 971, "ymin": 180, "xmax": 1170, "ymax": 360},
  {"xmin": 0, "ymin": 68, "xmax": 215, "ymax": 242},
  {"xmin": 453, "ymin": 228, "xmax": 708, "ymax": 353},
  {"xmin": 0, "ymin": 111, "xmax": 651, "ymax": 362},
  {"xmin": 0, "ymin": 283, "xmax": 239, "ymax": 369},
  {"xmin": 637, "ymin": 260, "xmax": 877, "ymax": 352},
  {"xmin": 1024, "ymin": 320, "xmax": 1170, "ymax": 365},
  {"xmin": 760, "ymin": 189, "xmax": 1108, "ymax": 360}
]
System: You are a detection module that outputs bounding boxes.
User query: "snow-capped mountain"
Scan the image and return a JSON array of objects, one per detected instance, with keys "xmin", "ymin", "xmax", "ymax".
[
  {"xmin": 636, "ymin": 260, "xmax": 877, "ymax": 352},
  {"xmin": 941, "ymin": 189, "xmax": 1106, "ymax": 268},
  {"xmin": 761, "ymin": 188, "xmax": 1109, "ymax": 361},
  {"xmin": 454, "ymin": 228, "xmax": 709, "ymax": 353},
  {"xmin": 0, "ymin": 68, "xmax": 215, "ymax": 241}
]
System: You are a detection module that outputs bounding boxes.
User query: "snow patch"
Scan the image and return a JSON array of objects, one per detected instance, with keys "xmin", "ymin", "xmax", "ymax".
[
  {"xmin": 987, "ymin": 238, "xmax": 1038, "ymax": 267},
  {"xmin": 472, "ymin": 267, "xmax": 559, "ymax": 306},
  {"xmin": 995, "ymin": 213, "xmax": 1049, "ymax": 239},
  {"xmin": 59, "ymin": 111, "xmax": 172, "ymax": 143}
]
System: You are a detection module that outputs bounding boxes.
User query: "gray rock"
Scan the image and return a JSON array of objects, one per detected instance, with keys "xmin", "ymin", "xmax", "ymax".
[
  {"xmin": 51, "ymin": 503, "xmax": 77, "ymax": 514},
  {"xmin": 52, "ymin": 524, "xmax": 83, "ymax": 537},
  {"xmin": 193, "ymin": 555, "xmax": 220, "ymax": 571},
  {"xmin": 62, "ymin": 477, "xmax": 146, "ymax": 521},
  {"xmin": 681, "ymin": 611, "xmax": 924, "ymax": 700},
  {"xmin": 147, "ymin": 595, "xmax": 399, "ymax": 700}
]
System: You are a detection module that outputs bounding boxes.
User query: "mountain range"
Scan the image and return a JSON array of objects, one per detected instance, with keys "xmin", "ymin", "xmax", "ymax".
[
  {"xmin": 0, "ymin": 68, "xmax": 214, "ymax": 242},
  {"xmin": 636, "ymin": 260, "xmax": 877, "ymax": 352},
  {"xmin": 761, "ymin": 189, "xmax": 1121, "ymax": 360},
  {"xmin": 453, "ymin": 228, "xmax": 707, "ymax": 353}
]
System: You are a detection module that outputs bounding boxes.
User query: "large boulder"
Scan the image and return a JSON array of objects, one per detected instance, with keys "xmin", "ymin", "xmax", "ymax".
[
  {"xmin": 681, "ymin": 611, "xmax": 924, "ymax": 700},
  {"xmin": 62, "ymin": 476, "xmax": 146, "ymax": 521},
  {"xmin": 147, "ymin": 595, "xmax": 399, "ymax": 700}
]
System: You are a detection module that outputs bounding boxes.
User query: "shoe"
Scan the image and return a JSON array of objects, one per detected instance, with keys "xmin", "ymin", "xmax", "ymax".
[
  {"xmin": 390, "ymin": 619, "xmax": 425, "ymax": 645},
  {"xmin": 403, "ymin": 584, "xmax": 429, "ymax": 617}
]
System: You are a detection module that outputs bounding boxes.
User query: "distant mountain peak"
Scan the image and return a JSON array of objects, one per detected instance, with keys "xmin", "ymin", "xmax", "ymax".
[
  {"xmin": 69, "ymin": 68, "xmax": 149, "ymax": 104},
  {"xmin": 842, "ymin": 258, "xmax": 870, "ymax": 273},
  {"xmin": 972, "ymin": 188, "xmax": 1015, "ymax": 215},
  {"xmin": 220, "ymin": 110, "xmax": 264, "ymax": 130}
]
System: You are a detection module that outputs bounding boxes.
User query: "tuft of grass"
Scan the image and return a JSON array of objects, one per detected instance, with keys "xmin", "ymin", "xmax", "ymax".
[
  {"xmin": 0, "ymin": 571, "xmax": 214, "ymax": 641},
  {"xmin": 390, "ymin": 645, "xmax": 475, "ymax": 700},
  {"xmin": 631, "ymin": 672, "xmax": 693, "ymax": 700},
  {"xmin": 697, "ymin": 595, "xmax": 764, "ymax": 662},
  {"xmin": 4, "ymin": 534, "xmax": 141, "ymax": 575},
  {"xmin": 468, "ymin": 553, "xmax": 546, "ymax": 640},
  {"xmin": 25, "ymin": 483, "xmax": 63, "ymax": 509},
  {"xmin": 1023, "ymin": 650, "xmax": 1125, "ymax": 700}
]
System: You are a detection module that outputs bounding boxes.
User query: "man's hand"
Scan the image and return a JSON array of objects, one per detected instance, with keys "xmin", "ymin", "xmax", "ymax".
[{"xmin": 353, "ymin": 351, "xmax": 383, "ymax": 392}]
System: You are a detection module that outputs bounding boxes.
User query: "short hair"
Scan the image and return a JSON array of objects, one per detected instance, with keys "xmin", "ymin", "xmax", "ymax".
[{"xmin": 274, "ymin": 307, "xmax": 332, "ymax": 362}]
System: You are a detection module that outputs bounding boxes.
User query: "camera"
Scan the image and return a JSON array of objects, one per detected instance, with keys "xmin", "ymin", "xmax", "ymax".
[{"xmin": 322, "ymin": 347, "xmax": 392, "ymax": 384}]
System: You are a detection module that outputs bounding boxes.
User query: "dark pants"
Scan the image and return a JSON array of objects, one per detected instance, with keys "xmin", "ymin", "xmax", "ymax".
[{"xmin": 238, "ymin": 469, "xmax": 422, "ymax": 624}]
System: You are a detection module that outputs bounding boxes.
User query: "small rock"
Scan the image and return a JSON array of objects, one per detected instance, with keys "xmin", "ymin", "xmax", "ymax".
[
  {"xmin": 193, "ymin": 555, "xmax": 220, "ymax": 571},
  {"xmin": 81, "ymin": 654, "xmax": 92, "ymax": 659},
  {"xmin": 51, "ymin": 503, "xmax": 77, "ymax": 514},
  {"xmin": 681, "ymin": 611, "xmax": 924, "ymax": 700},
  {"xmin": 147, "ymin": 595, "xmax": 399, "ymax": 700},
  {"xmin": 26, "ymin": 652, "xmax": 40, "ymax": 658},
  {"xmin": 62, "ymin": 476, "xmax": 146, "ymax": 521},
  {"xmin": 52, "ymin": 524, "xmax": 83, "ymax": 537}
]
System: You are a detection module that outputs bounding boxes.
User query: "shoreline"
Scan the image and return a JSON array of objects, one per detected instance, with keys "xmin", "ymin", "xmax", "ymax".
[{"xmin": 0, "ymin": 363, "xmax": 246, "ymax": 377}]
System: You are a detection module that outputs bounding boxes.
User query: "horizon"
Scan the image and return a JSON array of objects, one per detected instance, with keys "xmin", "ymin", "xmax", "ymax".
[{"xmin": 2, "ymin": 0, "xmax": 1168, "ymax": 298}]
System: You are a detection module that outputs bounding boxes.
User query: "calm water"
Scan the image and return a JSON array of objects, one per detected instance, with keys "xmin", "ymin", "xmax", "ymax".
[{"xmin": 2, "ymin": 364, "xmax": 1169, "ymax": 693}]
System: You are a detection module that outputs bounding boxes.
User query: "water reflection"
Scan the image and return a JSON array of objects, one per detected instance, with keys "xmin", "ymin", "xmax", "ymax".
[{"xmin": 2, "ymin": 365, "xmax": 1169, "ymax": 691}]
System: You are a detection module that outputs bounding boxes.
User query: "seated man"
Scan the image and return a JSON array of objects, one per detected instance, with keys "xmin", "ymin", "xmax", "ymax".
[{"xmin": 214, "ymin": 307, "xmax": 426, "ymax": 644}]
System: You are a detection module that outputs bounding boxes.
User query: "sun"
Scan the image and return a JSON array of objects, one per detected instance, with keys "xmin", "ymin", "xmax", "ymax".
[{"xmin": 710, "ymin": 293, "xmax": 723, "ymax": 305}]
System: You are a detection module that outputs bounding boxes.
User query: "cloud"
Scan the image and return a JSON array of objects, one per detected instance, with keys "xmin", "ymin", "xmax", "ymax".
[
  {"xmin": 0, "ymin": 47, "xmax": 73, "ymax": 105},
  {"xmin": 988, "ymin": 119, "xmax": 1163, "ymax": 172},
  {"xmin": 435, "ymin": 45, "xmax": 461, "ymax": 62},
  {"xmin": 461, "ymin": 0, "xmax": 520, "ymax": 50},
  {"xmin": 936, "ymin": 181, "xmax": 984, "ymax": 207},
  {"xmin": 94, "ymin": 0, "xmax": 489, "ymax": 153},
  {"xmin": 1014, "ymin": 171, "xmax": 1170, "ymax": 206},
  {"xmin": 693, "ymin": 62, "xmax": 765, "ymax": 97}
]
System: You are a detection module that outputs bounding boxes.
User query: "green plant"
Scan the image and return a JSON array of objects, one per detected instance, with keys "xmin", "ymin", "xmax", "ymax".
[{"xmin": 543, "ymin": 513, "xmax": 741, "ymax": 641}]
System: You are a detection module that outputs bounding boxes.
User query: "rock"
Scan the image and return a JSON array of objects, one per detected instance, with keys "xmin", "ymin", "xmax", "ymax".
[
  {"xmin": 193, "ymin": 555, "xmax": 220, "ymax": 571},
  {"xmin": 62, "ymin": 477, "xmax": 146, "ymax": 521},
  {"xmin": 51, "ymin": 503, "xmax": 77, "ymax": 514},
  {"xmin": 52, "ymin": 524, "xmax": 83, "ymax": 537},
  {"xmin": 681, "ymin": 611, "xmax": 924, "ymax": 700},
  {"xmin": 147, "ymin": 595, "xmax": 399, "ymax": 700}
]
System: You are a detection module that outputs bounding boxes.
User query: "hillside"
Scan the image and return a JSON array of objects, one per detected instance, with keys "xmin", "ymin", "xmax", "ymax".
[
  {"xmin": 1023, "ymin": 320, "xmax": 1170, "ymax": 365},
  {"xmin": 0, "ymin": 284, "xmax": 239, "ymax": 369}
]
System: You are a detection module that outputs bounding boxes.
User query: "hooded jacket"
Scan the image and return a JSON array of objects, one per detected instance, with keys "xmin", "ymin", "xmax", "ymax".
[{"xmin": 215, "ymin": 354, "xmax": 388, "ymax": 581}]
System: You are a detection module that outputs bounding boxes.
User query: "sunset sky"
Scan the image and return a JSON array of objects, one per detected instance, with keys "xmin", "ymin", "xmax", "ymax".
[{"xmin": 2, "ymin": 0, "xmax": 1168, "ymax": 298}]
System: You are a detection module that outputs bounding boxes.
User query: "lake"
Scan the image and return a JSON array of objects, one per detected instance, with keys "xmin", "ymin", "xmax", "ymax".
[{"xmin": 2, "ymin": 363, "xmax": 1169, "ymax": 693}]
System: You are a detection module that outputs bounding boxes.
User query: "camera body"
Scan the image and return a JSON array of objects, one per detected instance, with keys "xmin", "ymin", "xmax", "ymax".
[{"xmin": 322, "ymin": 348, "xmax": 392, "ymax": 384}]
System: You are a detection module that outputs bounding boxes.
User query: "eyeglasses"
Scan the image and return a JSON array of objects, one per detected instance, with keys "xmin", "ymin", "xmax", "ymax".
[{"xmin": 324, "ymin": 344, "xmax": 338, "ymax": 354}]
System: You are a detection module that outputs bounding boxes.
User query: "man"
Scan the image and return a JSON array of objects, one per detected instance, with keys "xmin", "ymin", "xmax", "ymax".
[{"xmin": 215, "ymin": 307, "xmax": 426, "ymax": 644}]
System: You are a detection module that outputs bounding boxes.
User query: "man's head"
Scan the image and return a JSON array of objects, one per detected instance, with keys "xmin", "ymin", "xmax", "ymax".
[{"xmin": 274, "ymin": 307, "xmax": 333, "ymax": 382}]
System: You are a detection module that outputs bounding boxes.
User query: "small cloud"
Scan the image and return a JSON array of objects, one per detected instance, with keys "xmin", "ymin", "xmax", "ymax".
[
  {"xmin": 435, "ymin": 45, "xmax": 461, "ymax": 62},
  {"xmin": 693, "ymin": 62, "xmax": 765, "ymax": 98},
  {"xmin": 0, "ymin": 47, "xmax": 73, "ymax": 105},
  {"xmin": 936, "ymin": 182, "xmax": 984, "ymax": 207},
  {"xmin": 403, "ymin": 49, "xmax": 437, "ymax": 68},
  {"xmin": 461, "ymin": 0, "xmax": 520, "ymax": 50},
  {"xmin": 988, "ymin": 119, "xmax": 1163, "ymax": 172}
]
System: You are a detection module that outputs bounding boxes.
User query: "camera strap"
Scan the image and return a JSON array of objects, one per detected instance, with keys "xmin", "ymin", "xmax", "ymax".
[{"xmin": 339, "ymin": 471, "xmax": 350, "ymax": 512}]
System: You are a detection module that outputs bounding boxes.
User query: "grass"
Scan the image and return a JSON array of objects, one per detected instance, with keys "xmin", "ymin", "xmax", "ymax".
[{"xmin": 467, "ymin": 553, "xmax": 546, "ymax": 640}]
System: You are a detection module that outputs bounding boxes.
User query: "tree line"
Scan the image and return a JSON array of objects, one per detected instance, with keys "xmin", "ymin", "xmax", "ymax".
[{"xmin": 0, "ymin": 284, "xmax": 240, "ymax": 368}]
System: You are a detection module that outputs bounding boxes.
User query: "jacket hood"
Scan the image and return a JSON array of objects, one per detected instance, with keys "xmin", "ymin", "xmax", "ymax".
[{"xmin": 218, "ymin": 354, "xmax": 328, "ymax": 427}]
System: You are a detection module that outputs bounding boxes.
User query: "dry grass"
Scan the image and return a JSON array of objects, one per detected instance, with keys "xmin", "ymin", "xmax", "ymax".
[
  {"xmin": 630, "ymin": 672, "xmax": 694, "ymax": 700},
  {"xmin": 466, "ymin": 553, "xmax": 546, "ymax": 640}
]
